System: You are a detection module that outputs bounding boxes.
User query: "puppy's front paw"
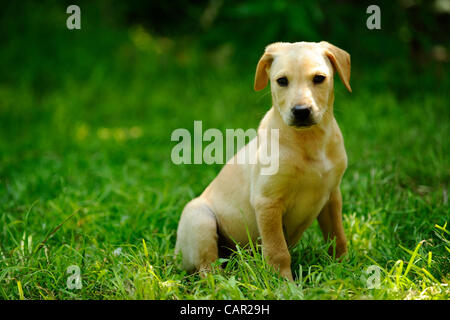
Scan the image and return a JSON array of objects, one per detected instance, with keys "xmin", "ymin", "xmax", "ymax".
[
  {"xmin": 329, "ymin": 240, "xmax": 347, "ymax": 260},
  {"xmin": 280, "ymin": 268, "xmax": 294, "ymax": 282}
]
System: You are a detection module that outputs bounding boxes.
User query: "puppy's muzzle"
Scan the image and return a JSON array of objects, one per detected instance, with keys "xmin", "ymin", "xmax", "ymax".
[{"xmin": 291, "ymin": 105, "xmax": 315, "ymax": 127}]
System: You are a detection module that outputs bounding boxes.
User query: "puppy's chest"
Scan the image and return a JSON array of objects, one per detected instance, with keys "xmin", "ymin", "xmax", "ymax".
[{"xmin": 282, "ymin": 150, "xmax": 344, "ymax": 218}]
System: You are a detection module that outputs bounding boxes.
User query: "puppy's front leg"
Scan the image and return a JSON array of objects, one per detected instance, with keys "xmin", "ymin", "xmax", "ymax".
[
  {"xmin": 318, "ymin": 188, "xmax": 347, "ymax": 258},
  {"xmin": 254, "ymin": 200, "xmax": 293, "ymax": 281}
]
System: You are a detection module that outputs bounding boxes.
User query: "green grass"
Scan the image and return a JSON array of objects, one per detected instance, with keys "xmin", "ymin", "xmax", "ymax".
[{"xmin": 0, "ymin": 9, "xmax": 449, "ymax": 300}]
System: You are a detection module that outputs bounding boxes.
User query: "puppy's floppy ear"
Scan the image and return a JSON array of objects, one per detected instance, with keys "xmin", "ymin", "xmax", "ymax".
[
  {"xmin": 254, "ymin": 50, "xmax": 274, "ymax": 91},
  {"xmin": 320, "ymin": 41, "xmax": 352, "ymax": 92}
]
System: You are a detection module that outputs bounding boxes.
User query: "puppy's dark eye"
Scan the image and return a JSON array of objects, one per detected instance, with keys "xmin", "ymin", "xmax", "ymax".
[
  {"xmin": 313, "ymin": 75, "xmax": 326, "ymax": 84},
  {"xmin": 276, "ymin": 77, "xmax": 288, "ymax": 87}
]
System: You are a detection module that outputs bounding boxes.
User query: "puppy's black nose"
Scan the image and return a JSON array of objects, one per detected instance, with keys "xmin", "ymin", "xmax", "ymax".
[{"xmin": 292, "ymin": 105, "xmax": 311, "ymax": 122}]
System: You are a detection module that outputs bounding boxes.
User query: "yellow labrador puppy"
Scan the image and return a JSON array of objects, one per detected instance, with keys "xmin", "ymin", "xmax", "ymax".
[{"xmin": 175, "ymin": 41, "xmax": 351, "ymax": 281}]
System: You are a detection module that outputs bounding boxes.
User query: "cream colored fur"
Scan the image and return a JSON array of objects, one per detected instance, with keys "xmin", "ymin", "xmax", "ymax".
[{"xmin": 175, "ymin": 41, "xmax": 352, "ymax": 281}]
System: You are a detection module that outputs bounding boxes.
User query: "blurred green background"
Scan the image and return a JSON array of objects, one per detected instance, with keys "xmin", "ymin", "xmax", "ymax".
[
  {"xmin": 0, "ymin": 0, "xmax": 448, "ymax": 155},
  {"xmin": 0, "ymin": 1, "xmax": 448, "ymax": 299}
]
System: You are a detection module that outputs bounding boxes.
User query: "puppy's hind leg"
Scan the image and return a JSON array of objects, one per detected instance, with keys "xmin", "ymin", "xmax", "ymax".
[{"xmin": 175, "ymin": 198, "xmax": 219, "ymax": 275}]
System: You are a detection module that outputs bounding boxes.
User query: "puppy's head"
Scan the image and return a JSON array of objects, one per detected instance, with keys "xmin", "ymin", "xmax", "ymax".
[{"xmin": 254, "ymin": 41, "xmax": 351, "ymax": 128}]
